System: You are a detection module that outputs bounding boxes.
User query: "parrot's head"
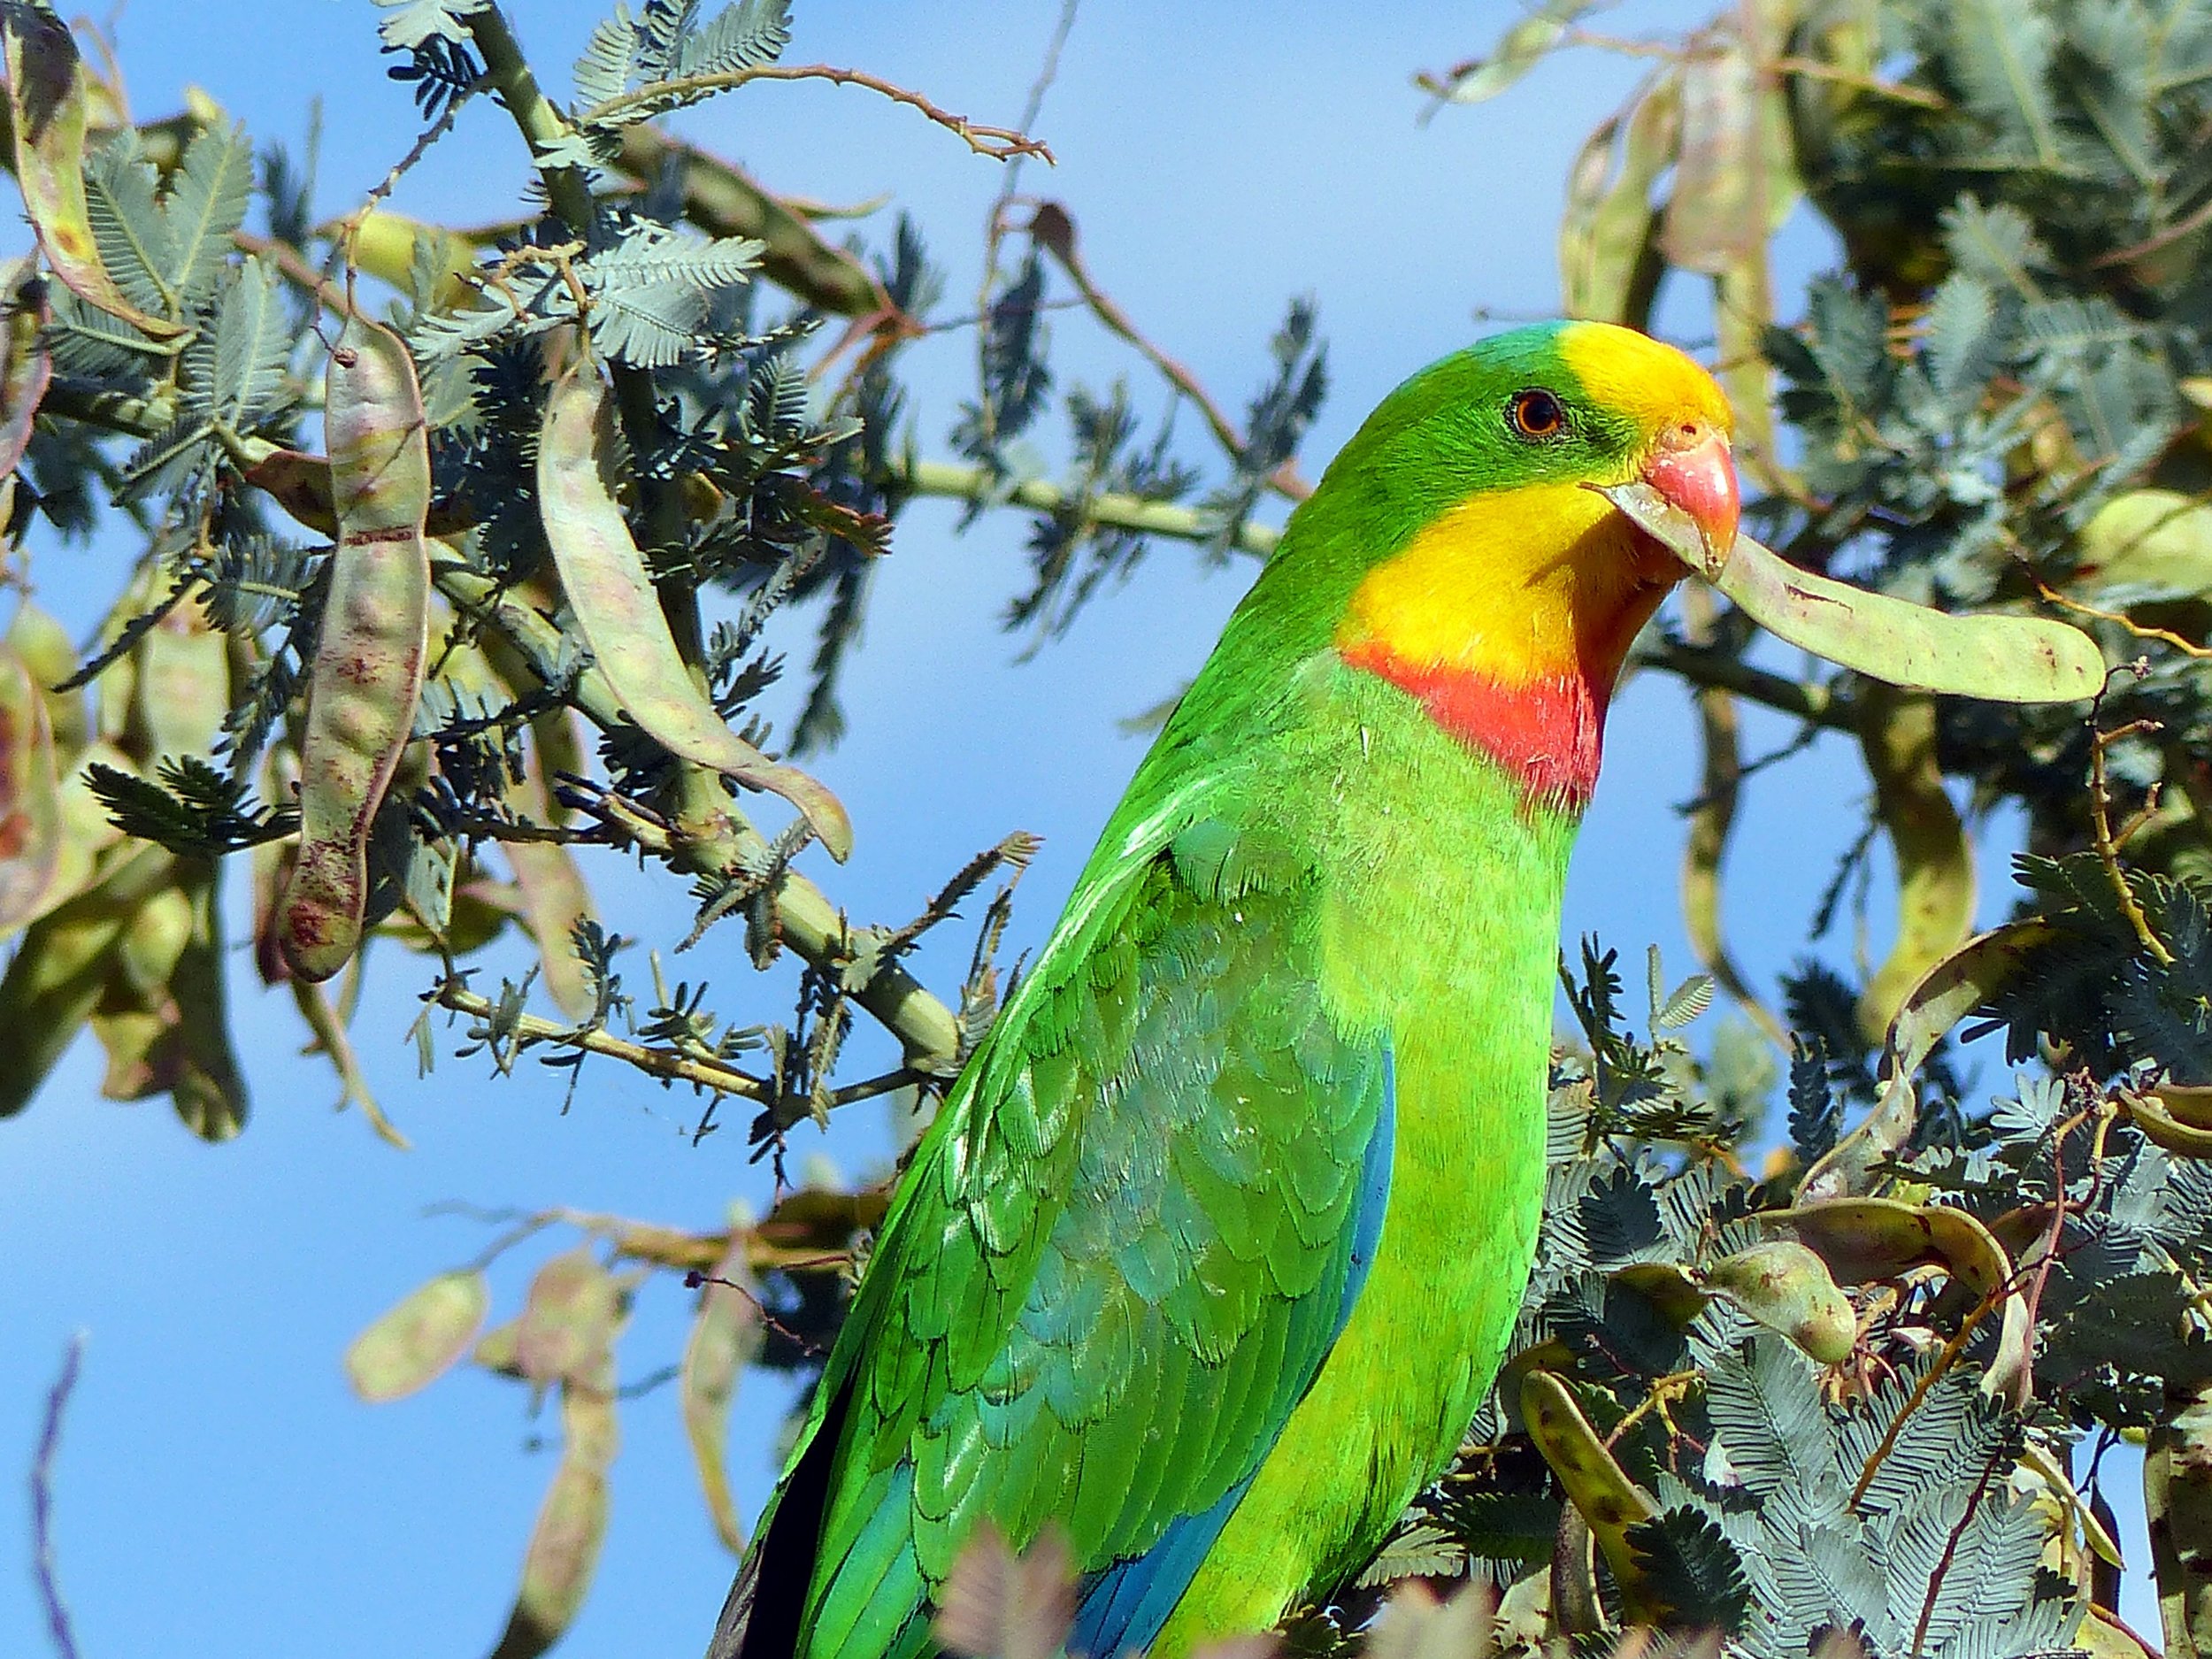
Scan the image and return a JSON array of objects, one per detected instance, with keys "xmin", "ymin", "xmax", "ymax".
[{"xmin": 1309, "ymin": 320, "xmax": 1739, "ymax": 808}]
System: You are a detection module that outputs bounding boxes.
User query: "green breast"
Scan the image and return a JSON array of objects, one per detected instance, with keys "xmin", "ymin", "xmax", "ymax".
[{"xmin": 1151, "ymin": 657, "xmax": 1577, "ymax": 1655}]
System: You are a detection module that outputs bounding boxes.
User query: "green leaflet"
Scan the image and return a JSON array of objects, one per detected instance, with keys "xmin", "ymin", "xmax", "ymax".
[
  {"xmin": 535, "ymin": 364, "xmax": 852, "ymax": 859},
  {"xmin": 279, "ymin": 319, "xmax": 433, "ymax": 982}
]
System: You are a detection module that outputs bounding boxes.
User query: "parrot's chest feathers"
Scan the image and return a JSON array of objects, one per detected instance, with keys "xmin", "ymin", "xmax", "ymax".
[{"xmin": 1331, "ymin": 480, "xmax": 1675, "ymax": 809}]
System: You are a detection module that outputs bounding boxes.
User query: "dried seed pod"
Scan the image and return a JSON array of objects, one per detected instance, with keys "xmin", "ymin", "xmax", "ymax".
[
  {"xmin": 2131, "ymin": 1090, "xmax": 2212, "ymax": 1159},
  {"xmin": 512, "ymin": 1248, "xmax": 626, "ymax": 1389},
  {"xmin": 0, "ymin": 6, "xmax": 180, "ymax": 336},
  {"xmin": 681, "ymin": 1238, "xmax": 764, "ymax": 1553},
  {"xmin": 536, "ymin": 365, "xmax": 852, "ymax": 859},
  {"xmin": 344, "ymin": 1270, "xmax": 490, "ymax": 1403},
  {"xmin": 0, "ymin": 254, "xmax": 51, "ymax": 475},
  {"xmin": 1856, "ymin": 686, "xmax": 1975, "ymax": 1040},
  {"xmin": 277, "ymin": 319, "xmax": 432, "ymax": 981},
  {"xmin": 490, "ymin": 1453, "xmax": 610, "ymax": 1659},
  {"xmin": 1518, "ymin": 1370, "xmax": 1663, "ymax": 1618},
  {"xmin": 1701, "ymin": 1239, "xmax": 1857, "ymax": 1365},
  {"xmin": 0, "ymin": 637, "xmax": 61, "ymax": 933}
]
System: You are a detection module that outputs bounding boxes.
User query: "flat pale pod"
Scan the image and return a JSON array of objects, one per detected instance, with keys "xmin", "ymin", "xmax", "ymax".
[{"xmin": 1598, "ymin": 480, "xmax": 2107, "ymax": 704}]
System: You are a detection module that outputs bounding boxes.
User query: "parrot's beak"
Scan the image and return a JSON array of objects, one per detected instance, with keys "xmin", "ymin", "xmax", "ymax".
[{"xmin": 1637, "ymin": 424, "xmax": 1740, "ymax": 580}]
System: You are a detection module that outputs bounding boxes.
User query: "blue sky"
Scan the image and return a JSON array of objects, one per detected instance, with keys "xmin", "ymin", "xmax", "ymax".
[{"xmin": 0, "ymin": 2, "xmax": 2153, "ymax": 1655}]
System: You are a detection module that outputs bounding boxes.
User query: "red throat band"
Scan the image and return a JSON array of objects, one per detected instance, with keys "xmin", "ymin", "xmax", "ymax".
[{"xmin": 1340, "ymin": 639, "xmax": 1604, "ymax": 809}]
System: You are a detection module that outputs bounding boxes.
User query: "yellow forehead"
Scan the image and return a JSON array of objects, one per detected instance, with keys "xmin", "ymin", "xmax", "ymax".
[{"xmin": 1555, "ymin": 322, "xmax": 1734, "ymax": 439}]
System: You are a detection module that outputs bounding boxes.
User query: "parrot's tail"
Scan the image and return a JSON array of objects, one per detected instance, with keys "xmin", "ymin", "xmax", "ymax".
[{"xmin": 704, "ymin": 1381, "xmax": 854, "ymax": 1659}]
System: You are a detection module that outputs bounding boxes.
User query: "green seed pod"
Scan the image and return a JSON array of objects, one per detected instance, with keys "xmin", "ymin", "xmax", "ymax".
[
  {"xmin": 1600, "ymin": 480, "xmax": 2106, "ymax": 703},
  {"xmin": 278, "ymin": 319, "xmax": 432, "ymax": 982},
  {"xmin": 1767, "ymin": 1195, "xmax": 2032, "ymax": 1403},
  {"xmin": 1701, "ymin": 1239, "xmax": 1857, "ymax": 1364},
  {"xmin": 536, "ymin": 365, "xmax": 852, "ymax": 860}
]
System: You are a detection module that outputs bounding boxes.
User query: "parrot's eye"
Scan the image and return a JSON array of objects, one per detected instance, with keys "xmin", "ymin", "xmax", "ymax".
[{"xmin": 1507, "ymin": 389, "xmax": 1567, "ymax": 440}]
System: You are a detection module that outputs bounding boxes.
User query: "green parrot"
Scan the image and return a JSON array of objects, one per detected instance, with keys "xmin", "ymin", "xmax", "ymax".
[{"xmin": 707, "ymin": 320, "xmax": 1746, "ymax": 1659}]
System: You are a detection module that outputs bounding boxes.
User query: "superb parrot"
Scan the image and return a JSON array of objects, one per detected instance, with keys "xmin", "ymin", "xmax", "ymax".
[{"xmin": 709, "ymin": 321, "xmax": 1747, "ymax": 1659}]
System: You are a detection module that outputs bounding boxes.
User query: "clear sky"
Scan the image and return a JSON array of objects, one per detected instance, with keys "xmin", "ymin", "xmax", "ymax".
[{"xmin": 0, "ymin": 3, "xmax": 2152, "ymax": 1656}]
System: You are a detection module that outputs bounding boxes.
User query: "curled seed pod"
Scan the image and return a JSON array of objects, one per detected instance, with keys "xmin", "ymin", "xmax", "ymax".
[
  {"xmin": 2153, "ymin": 1084, "xmax": 2212, "ymax": 1132},
  {"xmin": 0, "ymin": 7, "xmax": 180, "ymax": 337},
  {"xmin": 277, "ymin": 319, "xmax": 432, "ymax": 982},
  {"xmin": 1701, "ymin": 1239, "xmax": 1857, "ymax": 1365},
  {"xmin": 2131, "ymin": 1090, "xmax": 2212, "ymax": 1158},
  {"xmin": 1767, "ymin": 1195, "xmax": 2032, "ymax": 1403},
  {"xmin": 536, "ymin": 365, "xmax": 852, "ymax": 860},
  {"xmin": 1856, "ymin": 687, "xmax": 1974, "ymax": 1040},
  {"xmin": 1800, "ymin": 920, "xmax": 2053, "ymax": 1204}
]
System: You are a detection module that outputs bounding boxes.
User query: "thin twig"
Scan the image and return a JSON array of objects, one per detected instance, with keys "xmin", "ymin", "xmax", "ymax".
[
  {"xmin": 575, "ymin": 65, "xmax": 1053, "ymax": 161},
  {"xmin": 2031, "ymin": 572, "xmax": 2212, "ymax": 659},
  {"xmin": 1909, "ymin": 1436, "xmax": 2009, "ymax": 1655},
  {"xmin": 32, "ymin": 1333, "xmax": 84, "ymax": 1659},
  {"xmin": 1025, "ymin": 200, "xmax": 1315, "ymax": 499},
  {"xmin": 2087, "ymin": 687, "xmax": 2174, "ymax": 965}
]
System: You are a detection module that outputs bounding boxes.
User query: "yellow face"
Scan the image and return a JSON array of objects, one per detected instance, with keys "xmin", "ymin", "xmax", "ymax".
[{"xmin": 1337, "ymin": 325, "xmax": 1738, "ymax": 691}]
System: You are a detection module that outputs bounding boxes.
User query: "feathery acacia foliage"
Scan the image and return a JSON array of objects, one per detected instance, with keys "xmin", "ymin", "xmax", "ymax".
[{"xmin": 6, "ymin": 0, "xmax": 2212, "ymax": 1654}]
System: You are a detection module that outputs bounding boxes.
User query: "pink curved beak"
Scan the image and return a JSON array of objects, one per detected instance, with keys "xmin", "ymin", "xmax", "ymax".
[{"xmin": 1640, "ymin": 427, "xmax": 1740, "ymax": 577}]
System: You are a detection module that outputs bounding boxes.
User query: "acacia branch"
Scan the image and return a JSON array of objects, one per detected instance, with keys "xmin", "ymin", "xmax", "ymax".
[
  {"xmin": 434, "ymin": 979, "xmax": 773, "ymax": 1100},
  {"xmin": 890, "ymin": 457, "xmax": 1286, "ymax": 556}
]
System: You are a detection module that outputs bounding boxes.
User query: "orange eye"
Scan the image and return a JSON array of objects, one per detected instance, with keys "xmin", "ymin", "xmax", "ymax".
[{"xmin": 1508, "ymin": 389, "xmax": 1566, "ymax": 439}]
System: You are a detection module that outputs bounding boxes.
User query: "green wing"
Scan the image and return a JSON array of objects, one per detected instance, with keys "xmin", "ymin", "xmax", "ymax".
[{"xmin": 717, "ymin": 786, "xmax": 1391, "ymax": 1659}]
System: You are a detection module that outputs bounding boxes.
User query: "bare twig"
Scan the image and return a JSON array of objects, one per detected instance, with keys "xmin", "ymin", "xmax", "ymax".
[
  {"xmin": 2030, "ymin": 572, "xmax": 2212, "ymax": 659},
  {"xmin": 2087, "ymin": 683, "xmax": 2173, "ymax": 965},
  {"xmin": 32, "ymin": 1333, "xmax": 84, "ymax": 1659},
  {"xmin": 1025, "ymin": 201, "xmax": 1315, "ymax": 499},
  {"xmin": 576, "ymin": 65, "xmax": 1053, "ymax": 161}
]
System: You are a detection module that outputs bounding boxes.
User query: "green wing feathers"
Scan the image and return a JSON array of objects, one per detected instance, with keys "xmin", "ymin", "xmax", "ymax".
[{"xmin": 735, "ymin": 792, "xmax": 1392, "ymax": 1659}]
